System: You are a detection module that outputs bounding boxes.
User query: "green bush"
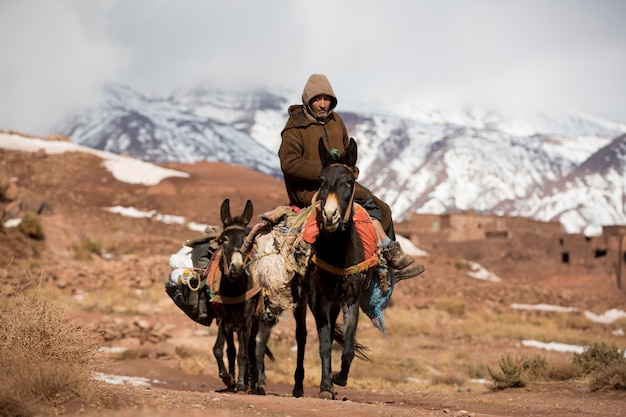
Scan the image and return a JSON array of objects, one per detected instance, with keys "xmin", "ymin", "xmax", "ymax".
[
  {"xmin": 573, "ymin": 342, "xmax": 626, "ymax": 374},
  {"xmin": 521, "ymin": 354, "xmax": 549, "ymax": 379},
  {"xmin": 487, "ymin": 354, "xmax": 526, "ymax": 390},
  {"xmin": 17, "ymin": 211, "xmax": 44, "ymax": 240}
]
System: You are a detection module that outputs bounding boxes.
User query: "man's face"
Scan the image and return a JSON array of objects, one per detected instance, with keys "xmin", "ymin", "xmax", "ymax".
[{"xmin": 310, "ymin": 95, "xmax": 332, "ymax": 119}]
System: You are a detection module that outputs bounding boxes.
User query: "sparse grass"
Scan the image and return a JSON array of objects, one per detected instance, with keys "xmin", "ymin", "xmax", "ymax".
[
  {"xmin": 564, "ymin": 314, "xmax": 593, "ymax": 330},
  {"xmin": 612, "ymin": 317, "xmax": 626, "ymax": 329},
  {"xmin": 73, "ymin": 237, "xmax": 103, "ymax": 260},
  {"xmin": 180, "ymin": 353, "xmax": 213, "ymax": 375},
  {"xmin": 175, "ymin": 344, "xmax": 206, "ymax": 359},
  {"xmin": 114, "ymin": 346, "xmax": 152, "ymax": 360},
  {"xmin": 430, "ymin": 371, "xmax": 467, "ymax": 387},
  {"xmin": 546, "ymin": 358, "xmax": 583, "ymax": 381},
  {"xmin": 73, "ymin": 284, "xmax": 164, "ymax": 315},
  {"xmin": 381, "ymin": 307, "xmax": 433, "ymax": 336},
  {"xmin": 453, "ymin": 309, "xmax": 609, "ymax": 347},
  {"xmin": 486, "ymin": 343, "xmax": 626, "ymax": 391},
  {"xmin": 435, "ymin": 296, "xmax": 466, "ymax": 317}
]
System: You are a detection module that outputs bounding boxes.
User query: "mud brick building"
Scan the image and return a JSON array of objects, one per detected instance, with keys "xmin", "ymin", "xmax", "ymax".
[{"xmin": 396, "ymin": 211, "xmax": 626, "ymax": 290}]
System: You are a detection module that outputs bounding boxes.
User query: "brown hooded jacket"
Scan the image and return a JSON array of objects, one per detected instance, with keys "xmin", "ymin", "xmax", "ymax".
[{"xmin": 278, "ymin": 74, "xmax": 392, "ymax": 231}]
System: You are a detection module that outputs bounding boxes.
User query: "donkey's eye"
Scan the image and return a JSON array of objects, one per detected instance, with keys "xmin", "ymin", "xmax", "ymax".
[{"xmin": 221, "ymin": 236, "xmax": 230, "ymax": 245}]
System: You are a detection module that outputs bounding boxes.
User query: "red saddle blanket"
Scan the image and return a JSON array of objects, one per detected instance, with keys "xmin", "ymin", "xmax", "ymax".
[{"xmin": 302, "ymin": 203, "xmax": 378, "ymax": 259}]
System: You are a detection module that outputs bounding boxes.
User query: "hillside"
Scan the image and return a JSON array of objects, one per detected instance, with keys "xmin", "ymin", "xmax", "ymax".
[
  {"xmin": 58, "ymin": 84, "xmax": 626, "ymax": 232},
  {"xmin": 1, "ymin": 133, "xmax": 625, "ymax": 417}
]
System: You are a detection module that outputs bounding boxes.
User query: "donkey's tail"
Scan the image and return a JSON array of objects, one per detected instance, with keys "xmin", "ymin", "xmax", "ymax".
[{"xmin": 332, "ymin": 324, "xmax": 370, "ymax": 361}]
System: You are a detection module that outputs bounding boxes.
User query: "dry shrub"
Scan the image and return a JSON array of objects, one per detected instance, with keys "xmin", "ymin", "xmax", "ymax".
[
  {"xmin": 487, "ymin": 353, "xmax": 549, "ymax": 390},
  {"xmin": 589, "ymin": 362, "xmax": 626, "ymax": 391},
  {"xmin": 17, "ymin": 211, "xmax": 45, "ymax": 240},
  {"xmin": 0, "ymin": 284, "xmax": 105, "ymax": 416},
  {"xmin": 546, "ymin": 358, "xmax": 584, "ymax": 381}
]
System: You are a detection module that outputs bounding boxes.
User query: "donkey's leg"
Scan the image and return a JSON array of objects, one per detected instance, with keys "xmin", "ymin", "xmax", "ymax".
[
  {"xmin": 249, "ymin": 318, "xmax": 260, "ymax": 393},
  {"xmin": 252, "ymin": 318, "xmax": 274, "ymax": 395},
  {"xmin": 313, "ymin": 295, "xmax": 335, "ymax": 399},
  {"xmin": 292, "ymin": 292, "xmax": 308, "ymax": 398},
  {"xmin": 213, "ymin": 324, "xmax": 235, "ymax": 390},
  {"xmin": 226, "ymin": 329, "xmax": 236, "ymax": 380},
  {"xmin": 235, "ymin": 325, "xmax": 251, "ymax": 393},
  {"xmin": 332, "ymin": 301, "xmax": 359, "ymax": 387}
]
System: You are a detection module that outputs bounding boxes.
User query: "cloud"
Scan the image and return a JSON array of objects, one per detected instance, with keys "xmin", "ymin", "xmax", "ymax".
[
  {"xmin": 0, "ymin": 0, "xmax": 129, "ymax": 136},
  {"xmin": 1, "ymin": 0, "xmax": 626, "ymax": 137}
]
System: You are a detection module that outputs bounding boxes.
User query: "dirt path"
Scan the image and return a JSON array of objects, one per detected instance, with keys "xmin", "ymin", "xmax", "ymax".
[{"xmin": 84, "ymin": 358, "xmax": 623, "ymax": 417}]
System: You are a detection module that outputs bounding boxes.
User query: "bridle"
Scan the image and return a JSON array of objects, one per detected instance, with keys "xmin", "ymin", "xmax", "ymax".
[
  {"xmin": 217, "ymin": 224, "xmax": 250, "ymax": 274},
  {"xmin": 313, "ymin": 163, "xmax": 356, "ymax": 231}
]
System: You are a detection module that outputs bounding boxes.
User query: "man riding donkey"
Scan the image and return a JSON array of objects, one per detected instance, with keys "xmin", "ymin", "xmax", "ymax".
[{"xmin": 277, "ymin": 73, "xmax": 425, "ymax": 294}]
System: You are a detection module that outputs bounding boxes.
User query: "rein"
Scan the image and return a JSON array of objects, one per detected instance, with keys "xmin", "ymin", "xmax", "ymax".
[
  {"xmin": 310, "ymin": 163, "xmax": 375, "ymax": 276},
  {"xmin": 311, "ymin": 163, "xmax": 357, "ymax": 228}
]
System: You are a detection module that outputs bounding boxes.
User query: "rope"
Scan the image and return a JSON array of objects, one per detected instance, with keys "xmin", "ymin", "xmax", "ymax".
[
  {"xmin": 210, "ymin": 285, "xmax": 262, "ymax": 305},
  {"xmin": 311, "ymin": 254, "xmax": 381, "ymax": 277},
  {"xmin": 187, "ymin": 272, "xmax": 202, "ymax": 291}
]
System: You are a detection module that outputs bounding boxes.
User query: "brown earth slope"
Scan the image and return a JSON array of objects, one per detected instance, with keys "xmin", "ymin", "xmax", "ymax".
[{"xmin": 1, "ymin": 141, "xmax": 625, "ymax": 417}]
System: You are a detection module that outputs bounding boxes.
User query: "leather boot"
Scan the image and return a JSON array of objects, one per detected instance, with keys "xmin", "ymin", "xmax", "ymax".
[
  {"xmin": 394, "ymin": 264, "xmax": 425, "ymax": 282},
  {"xmin": 381, "ymin": 240, "xmax": 415, "ymax": 270},
  {"xmin": 377, "ymin": 267, "xmax": 391, "ymax": 296}
]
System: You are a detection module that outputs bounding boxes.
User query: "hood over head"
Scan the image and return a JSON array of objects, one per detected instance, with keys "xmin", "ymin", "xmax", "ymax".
[{"xmin": 301, "ymin": 74, "xmax": 338, "ymax": 114}]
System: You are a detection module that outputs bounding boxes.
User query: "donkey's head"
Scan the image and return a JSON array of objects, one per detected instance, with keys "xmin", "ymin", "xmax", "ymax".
[
  {"xmin": 317, "ymin": 137, "xmax": 358, "ymax": 233},
  {"xmin": 218, "ymin": 199, "xmax": 253, "ymax": 278}
]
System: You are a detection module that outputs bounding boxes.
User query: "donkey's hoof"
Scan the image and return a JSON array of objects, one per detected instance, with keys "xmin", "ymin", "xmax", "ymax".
[
  {"xmin": 220, "ymin": 373, "xmax": 235, "ymax": 387},
  {"xmin": 252, "ymin": 386, "xmax": 266, "ymax": 396},
  {"xmin": 235, "ymin": 383, "xmax": 249, "ymax": 394},
  {"xmin": 318, "ymin": 390, "xmax": 336, "ymax": 400},
  {"xmin": 292, "ymin": 388, "xmax": 304, "ymax": 398},
  {"xmin": 331, "ymin": 372, "xmax": 348, "ymax": 387}
]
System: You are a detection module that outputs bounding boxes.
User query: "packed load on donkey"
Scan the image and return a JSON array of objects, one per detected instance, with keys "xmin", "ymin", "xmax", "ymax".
[
  {"xmin": 244, "ymin": 195, "xmax": 397, "ymax": 332},
  {"xmin": 164, "ymin": 225, "xmax": 221, "ymax": 326}
]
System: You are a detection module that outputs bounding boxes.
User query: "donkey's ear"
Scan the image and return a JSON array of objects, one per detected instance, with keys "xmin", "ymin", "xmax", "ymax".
[
  {"xmin": 241, "ymin": 200, "xmax": 254, "ymax": 225},
  {"xmin": 318, "ymin": 137, "xmax": 333, "ymax": 168},
  {"xmin": 220, "ymin": 198, "xmax": 233, "ymax": 225},
  {"xmin": 343, "ymin": 137, "xmax": 358, "ymax": 168}
]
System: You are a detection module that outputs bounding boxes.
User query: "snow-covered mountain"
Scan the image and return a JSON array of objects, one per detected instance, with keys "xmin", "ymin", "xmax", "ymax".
[
  {"xmin": 61, "ymin": 85, "xmax": 284, "ymax": 177},
  {"xmin": 59, "ymin": 85, "xmax": 626, "ymax": 233}
]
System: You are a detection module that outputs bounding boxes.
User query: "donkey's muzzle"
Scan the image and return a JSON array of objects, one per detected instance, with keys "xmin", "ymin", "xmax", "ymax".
[{"xmin": 228, "ymin": 251, "xmax": 245, "ymax": 277}]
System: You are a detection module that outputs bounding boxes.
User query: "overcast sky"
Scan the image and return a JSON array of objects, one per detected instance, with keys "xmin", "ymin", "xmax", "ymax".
[{"xmin": 1, "ymin": 0, "xmax": 625, "ymax": 136}]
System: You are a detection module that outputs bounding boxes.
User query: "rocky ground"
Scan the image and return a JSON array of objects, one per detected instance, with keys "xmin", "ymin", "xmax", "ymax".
[{"xmin": 1, "ymin": 144, "xmax": 625, "ymax": 416}]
